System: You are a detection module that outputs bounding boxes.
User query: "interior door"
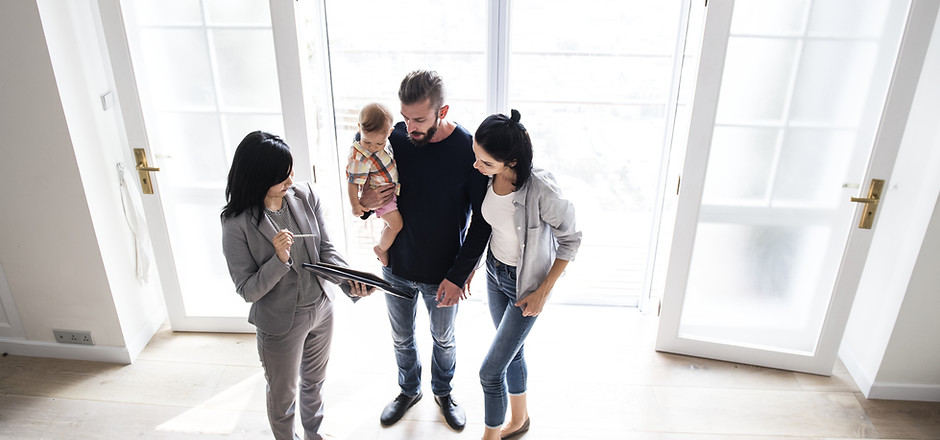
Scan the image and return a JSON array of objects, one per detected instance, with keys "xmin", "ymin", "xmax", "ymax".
[
  {"xmin": 98, "ymin": 0, "xmax": 313, "ymax": 332},
  {"xmin": 656, "ymin": 0, "xmax": 937, "ymax": 375}
]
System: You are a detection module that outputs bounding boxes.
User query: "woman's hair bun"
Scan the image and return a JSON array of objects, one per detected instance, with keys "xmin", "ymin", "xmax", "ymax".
[{"xmin": 509, "ymin": 109, "xmax": 521, "ymax": 124}]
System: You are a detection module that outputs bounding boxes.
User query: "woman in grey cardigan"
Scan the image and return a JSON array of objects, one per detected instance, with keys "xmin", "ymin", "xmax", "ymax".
[
  {"xmin": 472, "ymin": 111, "xmax": 582, "ymax": 440},
  {"xmin": 221, "ymin": 131, "xmax": 372, "ymax": 440}
]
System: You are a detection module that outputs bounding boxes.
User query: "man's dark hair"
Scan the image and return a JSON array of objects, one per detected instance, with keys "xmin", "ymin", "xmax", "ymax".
[{"xmin": 398, "ymin": 70, "xmax": 445, "ymax": 110}]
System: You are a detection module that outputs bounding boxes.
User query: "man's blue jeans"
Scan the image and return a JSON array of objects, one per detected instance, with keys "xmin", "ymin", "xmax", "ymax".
[
  {"xmin": 480, "ymin": 252, "xmax": 538, "ymax": 429},
  {"xmin": 382, "ymin": 266, "xmax": 458, "ymax": 397}
]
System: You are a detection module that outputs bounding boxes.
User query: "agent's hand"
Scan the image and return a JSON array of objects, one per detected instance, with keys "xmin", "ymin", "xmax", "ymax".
[
  {"xmin": 359, "ymin": 183, "xmax": 395, "ymax": 211},
  {"xmin": 348, "ymin": 280, "xmax": 375, "ymax": 298},
  {"xmin": 436, "ymin": 278, "xmax": 465, "ymax": 307},
  {"xmin": 273, "ymin": 229, "xmax": 294, "ymax": 263}
]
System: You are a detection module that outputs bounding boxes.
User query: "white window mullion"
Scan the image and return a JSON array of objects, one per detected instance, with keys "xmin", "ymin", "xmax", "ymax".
[
  {"xmin": 270, "ymin": 0, "xmax": 314, "ymax": 183},
  {"xmin": 487, "ymin": 0, "xmax": 510, "ymax": 115}
]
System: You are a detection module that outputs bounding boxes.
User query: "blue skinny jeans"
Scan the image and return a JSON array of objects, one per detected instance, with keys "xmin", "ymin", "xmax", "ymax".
[{"xmin": 480, "ymin": 252, "xmax": 538, "ymax": 428}]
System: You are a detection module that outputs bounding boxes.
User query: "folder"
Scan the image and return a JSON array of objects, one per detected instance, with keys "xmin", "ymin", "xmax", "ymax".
[{"xmin": 303, "ymin": 262, "xmax": 412, "ymax": 300}]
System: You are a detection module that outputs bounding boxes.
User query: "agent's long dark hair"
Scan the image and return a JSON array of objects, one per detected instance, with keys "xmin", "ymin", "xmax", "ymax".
[
  {"xmin": 221, "ymin": 131, "xmax": 293, "ymax": 222},
  {"xmin": 474, "ymin": 109, "xmax": 533, "ymax": 189}
]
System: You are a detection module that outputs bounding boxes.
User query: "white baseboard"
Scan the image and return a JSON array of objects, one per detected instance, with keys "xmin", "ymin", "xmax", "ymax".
[
  {"xmin": 0, "ymin": 338, "xmax": 131, "ymax": 364},
  {"xmin": 869, "ymin": 382, "xmax": 940, "ymax": 402},
  {"xmin": 839, "ymin": 344, "xmax": 940, "ymax": 402}
]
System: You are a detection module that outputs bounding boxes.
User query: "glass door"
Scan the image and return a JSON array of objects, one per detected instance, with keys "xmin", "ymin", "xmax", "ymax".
[
  {"xmin": 656, "ymin": 0, "xmax": 936, "ymax": 374},
  {"xmin": 100, "ymin": 0, "xmax": 311, "ymax": 331}
]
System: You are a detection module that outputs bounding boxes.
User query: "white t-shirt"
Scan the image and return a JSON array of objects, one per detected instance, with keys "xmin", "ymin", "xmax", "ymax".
[{"xmin": 482, "ymin": 183, "xmax": 520, "ymax": 266}]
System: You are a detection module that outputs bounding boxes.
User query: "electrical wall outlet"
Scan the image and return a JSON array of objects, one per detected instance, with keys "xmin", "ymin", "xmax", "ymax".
[{"xmin": 53, "ymin": 329, "xmax": 94, "ymax": 346}]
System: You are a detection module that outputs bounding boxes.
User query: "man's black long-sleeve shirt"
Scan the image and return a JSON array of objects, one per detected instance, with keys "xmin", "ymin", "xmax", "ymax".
[{"xmin": 385, "ymin": 121, "xmax": 491, "ymax": 286}]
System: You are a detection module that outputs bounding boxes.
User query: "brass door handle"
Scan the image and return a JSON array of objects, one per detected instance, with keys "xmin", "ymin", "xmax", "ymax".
[
  {"xmin": 849, "ymin": 179, "xmax": 884, "ymax": 229},
  {"xmin": 133, "ymin": 148, "xmax": 160, "ymax": 194}
]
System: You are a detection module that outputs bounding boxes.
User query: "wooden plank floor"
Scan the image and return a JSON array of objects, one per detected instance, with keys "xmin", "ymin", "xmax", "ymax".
[{"xmin": 1, "ymin": 298, "xmax": 939, "ymax": 439}]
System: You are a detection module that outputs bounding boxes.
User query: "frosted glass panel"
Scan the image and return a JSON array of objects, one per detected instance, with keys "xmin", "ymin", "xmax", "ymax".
[
  {"xmin": 808, "ymin": 0, "xmax": 892, "ymax": 38},
  {"xmin": 789, "ymin": 40, "xmax": 879, "ymax": 126},
  {"xmin": 773, "ymin": 129, "xmax": 856, "ymax": 206},
  {"xmin": 222, "ymin": 114, "xmax": 286, "ymax": 158},
  {"xmin": 212, "ymin": 29, "xmax": 282, "ymax": 111},
  {"xmin": 138, "ymin": 29, "xmax": 216, "ymax": 109},
  {"xmin": 151, "ymin": 113, "xmax": 227, "ymax": 185},
  {"xmin": 682, "ymin": 224, "xmax": 833, "ymax": 353},
  {"xmin": 716, "ymin": 38, "xmax": 797, "ymax": 123},
  {"xmin": 702, "ymin": 127, "xmax": 777, "ymax": 203},
  {"xmin": 170, "ymin": 199, "xmax": 249, "ymax": 318}
]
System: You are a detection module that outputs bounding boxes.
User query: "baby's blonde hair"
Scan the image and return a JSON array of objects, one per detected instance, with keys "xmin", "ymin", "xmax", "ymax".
[{"xmin": 359, "ymin": 103, "xmax": 394, "ymax": 134}]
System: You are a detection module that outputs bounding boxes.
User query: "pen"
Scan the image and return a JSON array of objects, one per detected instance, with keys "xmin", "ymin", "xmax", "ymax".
[{"xmin": 293, "ymin": 234, "xmax": 314, "ymax": 237}]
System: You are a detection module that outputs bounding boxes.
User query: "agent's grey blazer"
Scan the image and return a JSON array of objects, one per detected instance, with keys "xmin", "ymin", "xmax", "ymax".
[{"xmin": 222, "ymin": 182, "xmax": 354, "ymax": 336}]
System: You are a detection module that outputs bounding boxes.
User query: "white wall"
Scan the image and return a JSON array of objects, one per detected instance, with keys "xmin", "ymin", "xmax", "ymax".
[
  {"xmin": 876, "ymin": 192, "xmax": 940, "ymax": 398},
  {"xmin": 838, "ymin": 8, "xmax": 940, "ymax": 402},
  {"xmin": 0, "ymin": 0, "xmax": 164, "ymax": 363}
]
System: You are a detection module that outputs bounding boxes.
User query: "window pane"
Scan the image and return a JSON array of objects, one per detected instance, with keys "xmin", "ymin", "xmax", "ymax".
[
  {"xmin": 510, "ymin": 0, "xmax": 685, "ymax": 306},
  {"xmin": 511, "ymin": 0, "xmax": 677, "ymax": 55},
  {"xmin": 322, "ymin": 0, "xmax": 488, "ymax": 270},
  {"xmin": 204, "ymin": 0, "xmax": 271, "ymax": 26},
  {"xmin": 730, "ymin": 0, "xmax": 809, "ymax": 36},
  {"xmin": 133, "ymin": 0, "xmax": 202, "ymax": 26}
]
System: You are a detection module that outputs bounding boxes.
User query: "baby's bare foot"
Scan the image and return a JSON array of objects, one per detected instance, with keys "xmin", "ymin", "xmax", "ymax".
[{"xmin": 374, "ymin": 245, "xmax": 389, "ymax": 266}]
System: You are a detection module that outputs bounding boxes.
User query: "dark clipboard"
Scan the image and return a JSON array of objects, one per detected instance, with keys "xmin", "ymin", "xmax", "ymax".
[{"xmin": 302, "ymin": 262, "xmax": 413, "ymax": 300}]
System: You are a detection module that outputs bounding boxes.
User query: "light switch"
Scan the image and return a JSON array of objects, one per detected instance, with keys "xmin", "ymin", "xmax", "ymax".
[{"xmin": 100, "ymin": 91, "xmax": 114, "ymax": 111}]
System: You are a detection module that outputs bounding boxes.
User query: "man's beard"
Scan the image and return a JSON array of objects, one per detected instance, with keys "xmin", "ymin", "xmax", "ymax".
[{"xmin": 407, "ymin": 116, "xmax": 439, "ymax": 146}]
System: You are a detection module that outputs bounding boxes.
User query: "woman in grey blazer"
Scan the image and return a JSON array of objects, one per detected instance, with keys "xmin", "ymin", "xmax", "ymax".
[{"xmin": 221, "ymin": 131, "xmax": 372, "ymax": 440}]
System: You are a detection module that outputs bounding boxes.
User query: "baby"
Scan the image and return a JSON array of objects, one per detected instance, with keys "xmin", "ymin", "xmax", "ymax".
[{"xmin": 346, "ymin": 103, "xmax": 402, "ymax": 266}]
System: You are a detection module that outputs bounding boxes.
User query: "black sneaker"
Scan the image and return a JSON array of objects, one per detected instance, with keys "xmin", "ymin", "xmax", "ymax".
[{"xmin": 380, "ymin": 392, "xmax": 422, "ymax": 426}]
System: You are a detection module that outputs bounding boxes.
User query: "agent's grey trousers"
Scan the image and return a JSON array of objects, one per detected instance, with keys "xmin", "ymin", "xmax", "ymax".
[{"xmin": 256, "ymin": 296, "xmax": 333, "ymax": 440}]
